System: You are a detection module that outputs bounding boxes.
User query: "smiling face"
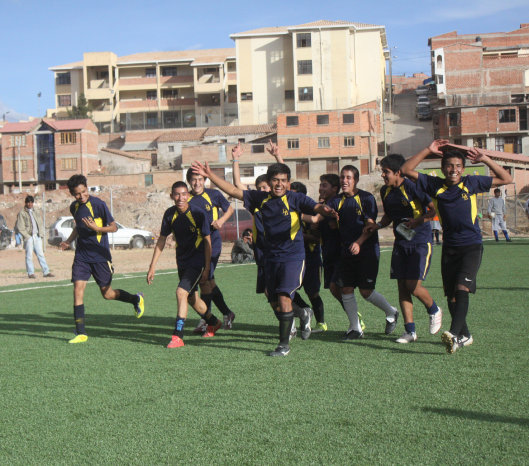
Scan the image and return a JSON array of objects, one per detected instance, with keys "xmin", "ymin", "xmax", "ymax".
[
  {"xmin": 189, "ymin": 174, "xmax": 205, "ymax": 195},
  {"xmin": 381, "ymin": 167, "xmax": 402, "ymax": 187},
  {"xmin": 319, "ymin": 180, "xmax": 338, "ymax": 202},
  {"xmin": 441, "ymin": 157, "xmax": 464, "ymax": 186},
  {"xmin": 269, "ymin": 173, "xmax": 289, "ymax": 197},
  {"xmin": 70, "ymin": 184, "xmax": 90, "ymax": 204},
  {"xmin": 171, "ymin": 186, "xmax": 190, "ymax": 213},
  {"xmin": 340, "ymin": 169, "xmax": 358, "ymax": 196}
]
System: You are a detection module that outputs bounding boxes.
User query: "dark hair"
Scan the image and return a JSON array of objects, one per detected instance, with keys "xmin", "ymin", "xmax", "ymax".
[
  {"xmin": 266, "ymin": 163, "xmax": 291, "ymax": 182},
  {"xmin": 441, "ymin": 150, "xmax": 466, "ymax": 168},
  {"xmin": 290, "ymin": 181, "xmax": 307, "ymax": 195},
  {"xmin": 171, "ymin": 181, "xmax": 189, "ymax": 193},
  {"xmin": 494, "ymin": 188, "xmax": 501, "ymax": 194},
  {"xmin": 186, "ymin": 169, "xmax": 206, "ymax": 183},
  {"xmin": 320, "ymin": 173, "xmax": 340, "ymax": 190},
  {"xmin": 255, "ymin": 174, "xmax": 268, "ymax": 188},
  {"xmin": 67, "ymin": 174, "xmax": 88, "ymax": 193},
  {"xmin": 25, "ymin": 195, "xmax": 34, "ymax": 203},
  {"xmin": 341, "ymin": 165, "xmax": 359, "ymax": 181},
  {"xmin": 242, "ymin": 228, "xmax": 252, "ymax": 238},
  {"xmin": 379, "ymin": 153, "xmax": 405, "ymax": 173}
]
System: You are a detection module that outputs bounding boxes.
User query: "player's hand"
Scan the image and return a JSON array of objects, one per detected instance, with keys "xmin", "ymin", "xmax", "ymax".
[
  {"xmin": 82, "ymin": 216, "xmax": 98, "ymax": 231},
  {"xmin": 349, "ymin": 242, "xmax": 360, "ymax": 255},
  {"xmin": 364, "ymin": 223, "xmax": 378, "ymax": 234},
  {"xmin": 429, "ymin": 139, "xmax": 449, "ymax": 155},
  {"xmin": 405, "ymin": 218, "xmax": 421, "ymax": 229},
  {"xmin": 191, "ymin": 160, "xmax": 211, "ymax": 178},
  {"xmin": 231, "ymin": 142, "xmax": 243, "ymax": 160},
  {"xmin": 266, "ymin": 139, "xmax": 280, "ymax": 158},
  {"xmin": 59, "ymin": 241, "xmax": 70, "ymax": 251},
  {"xmin": 211, "ymin": 219, "xmax": 224, "ymax": 230},
  {"xmin": 319, "ymin": 205, "xmax": 339, "ymax": 219},
  {"xmin": 147, "ymin": 269, "xmax": 155, "ymax": 285},
  {"xmin": 466, "ymin": 147, "xmax": 487, "ymax": 164},
  {"xmin": 200, "ymin": 268, "xmax": 210, "ymax": 284}
]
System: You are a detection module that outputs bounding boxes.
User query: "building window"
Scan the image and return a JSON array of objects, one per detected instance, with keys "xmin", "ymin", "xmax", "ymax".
[
  {"xmin": 162, "ymin": 67, "xmax": 177, "ymax": 76},
  {"xmin": 326, "ymin": 159, "xmax": 339, "ymax": 174},
  {"xmin": 151, "ymin": 153, "xmax": 157, "ymax": 167},
  {"xmin": 168, "ymin": 145, "xmax": 174, "ymax": 152},
  {"xmin": 344, "ymin": 136, "xmax": 355, "ymax": 147},
  {"xmin": 145, "ymin": 68, "xmax": 156, "ymax": 78},
  {"xmin": 473, "ymin": 137, "xmax": 485, "ymax": 149},
  {"xmin": 436, "ymin": 75, "xmax": 444, "ymax": 84},
  {"xmin": 60, "ymin": 132, "xmax": 77, "ymax": 145},
  {"xmin": 496, "ymin": 136, "xmax": 522, "ymax": 153},
  {"xmin": 287, "ymin": 139, "xmax": 299, "ymax": 149},
  {"xmin": 11, "ymin": 159, "xmax": 28, "ymax": 172},
  {"xmin": 241, "ymin": 92, "xmax": 253, "ymax": 101},
  {"xmin": 56, "ymin": 72, "xmax": 71, "ymax": 85},
  {"xmin": 499, "ymin": 109, "xmax": 516, "ymax": 123},
  {"xmin": 240, "ymin": 166, "xmax": 254, "ymax": 177},
  {"xmin": 96, "ymin": 70, "xmax": 109, "ymax": 80},
  {"xmin": 211, "ymin": 167, "xmax": 225, "ymax": 180},
  {"xmin": 61, "ymin": 158, "xmax": 78, "ymax": 170},
  {"xmin": 318, "ymin": 137, "xmax": 330, "ymax": 148},
  {"xmin": 285, "ymin": 90, "xmax": 294, "ymax": 99},
  {"xmin": 286, "ymin": 116, "xmax": 299, "ymax": 126},
  {"xmin": 162, "ymin": 89, "xmax": 179, "ymax": 98},
  {"xmin": 58, "ymin": 95, "xmax": 72, "ymax": 107},
  {"xmin": 343, "ymin": 113, "xmax": 355, "ymax": 124},
  {"xmin": 251, "ymin": 144, "xmax": 265, "ymax": 153},
  {"xmin": 147, "ymin": 90, "xmax": 157, "ymax": 100},
  {"xmin": 298, "ymin": 87, "xmax": 313, "ymax": 101},
  {"xmin": 10, "ymin": 135, "xmax": 26, "ymax": 147},
  {"xmin": 296, "ymin": 160, "xmax": 309, "ymax": 179},
  {"xmin": 520, "ymin": 107, "xmax": 528, "ymax": 131},
  {"xmin": 146, "ymin": 112, "xmax": 158, "ymax": 128},
  {"xmin": 448, "ymin": 112, "xmax": 459, "ymax": 127},
  {"xmin": 317, "ymin": 114, "xmax": 329, "ymax": 125},
  {"xmin": 297, "ymin": 33, "xmax": 311, "ymax": 48},
  {"xmin": 297, "ymin": 60, "xmax": 312, "ymax": 75}
]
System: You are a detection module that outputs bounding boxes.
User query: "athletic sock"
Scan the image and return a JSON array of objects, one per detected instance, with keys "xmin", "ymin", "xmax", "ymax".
[
  {"xmin": 404, "ymin": 322, "xmax": 415, "ymax": 334},
  {"xmin": 502, "ymin": 230, "xmax": 511, "ymax": 241},
  {"xmin": 427, "ymin": 300, "xmax": 439, "ymax": 315},
  {"xmin": 365, "ymin": 290, "xmax": 397, "ymax": 319},
  {"xmin": 494, "ymin": 231, "xmax": 499, "ymax": 241},
  {"xmin": 174, "ymin": 317, "xmax": 186, "ymax": 338},
  {"xmin": 293, "ymin": 292, "xmax": 310, "ymax": 309},
  {"xmin": 204, "ymin": 311, "xmax": 219, "ymax": 326},
  {"xmin": 201, "ymin": 293, "xmax": 213, "ymax": 312},
  {"xmin": 309, "ymin": 295, "xmax": 324, "ymax": 323},
  {"xmin": 116, "ymin": 289, "xmax": 138, "ymax": 304},
  {"xmin": 448, "ymin": 298, "xmax": 469, "ymax": 336},
  {"xmin": 73, "ymin": 304, "xmax": 86, "ymax": 335},
  {"xmin": 450, "ymin": 290, "xmax": 469, "ymax": 336},
  {"xmin": 274, "ymin": 310, "xmax": 294, "ymax": 347},
  {"xmin": 211, "ymin": 286, "xmax": 231, "ymax": 316},
  {"xmin": 342, "ymin": 293, "xmax": 361, "ymax": 332}
]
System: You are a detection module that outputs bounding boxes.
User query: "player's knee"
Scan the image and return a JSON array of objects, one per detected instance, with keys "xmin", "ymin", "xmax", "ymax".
[{"xmin": 359, "ymin": 288, "xmax": 372, "ymax": 300}]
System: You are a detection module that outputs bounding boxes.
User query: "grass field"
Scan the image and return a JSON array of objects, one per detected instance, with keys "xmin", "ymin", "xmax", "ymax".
[{"xmin": 1, "ymin": 240, "xmax": 528, "ymax": 464}]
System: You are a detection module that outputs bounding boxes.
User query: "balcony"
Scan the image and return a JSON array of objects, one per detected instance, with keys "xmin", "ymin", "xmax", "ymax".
[
  {"xmin": 119, "ymin": 99, "xmax": 160, "ymax": 111},
  {"xmin": 86, "ymin": 80, "xmax": 113, "ymax": 100},
  {"xmin": 159, "ymin": 98, "xmax": 195, "ymax": 109},
  {"xmin": 118, "ymin": 77, "xmax": 157, "ymax": 90},
  {"xmin": 195, "ymin": 73, "xmax": 222, "ymax": 94},
  {"xmin": 160, "ymin": 75, "xmax": 194, "ymax": 86}
]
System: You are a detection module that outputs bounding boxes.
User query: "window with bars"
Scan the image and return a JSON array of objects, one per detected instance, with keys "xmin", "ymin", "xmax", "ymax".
[
  {"xmin": 287, "ymin": 139, "xmax": 299, "ymax": 149},
  {"xmin": 297, "ymin": 60, "xmax": 312, "ymax": 75},
  {"xmin": 241, "ymin": 92, "xmax": 253, "ymax": 101},
  {"xmin": 58, "ymin": 95, "xmax": 72, "ymax": 107},
  {"xmin": 146, "ymin": 90, "xmax": 157, "ymax": 100},
  {"xmin": 56, "ymin": 72, "xmax": 71, "ymax": 85},
  {"xmin": 60, "ymin": 132, "xmax": 77, "ymax": 144},
  {"xmin": 286, "ymin": 116, "xmax": 299, "ymax": 126},
  {"xmin": 298, "ymin": 87, "xmax": 313, "ymax": 101},
  {"xmin": 11, "ymin": 159, "xmax": 27, "ymax": 172},
  {"xmin": 61, "ymin": 158, "xmax": 78, "ymax": 170},
  {"xmin": 499, "ymin": 109, "xmax": 516, "ymax": 123},
  {"xmin": 145, "ymin": 68, "xmax": 156, "ymax": 78},
  {"xmin": 297, "ymin": 33, "xmax": 311, "ymax": 48},
  {"xmin": 162, "ymin": 67, "xmax": 177, "ymax": 76},
  {"xmin": 10, "ymin": 135, "xmax": 26, "ymax": 147},
  {"xmin": 344, "ymin": 136, "xmax": 355, "ymax": 147},
  {"xmin": 317, "ymin": 114, "xmax": 329, "ymax": 125},
  {"xmin": 343, "ymin": 113, "xmax": 355, "ymax": 124},
  {"xmin": 318, "ymin": 137, "xmax": 330, "ymax": 148}
]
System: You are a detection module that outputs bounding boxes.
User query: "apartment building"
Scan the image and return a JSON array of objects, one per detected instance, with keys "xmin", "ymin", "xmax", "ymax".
[
  {"xmin": 429, "ymin": 23, "xmax": 529, "ymax": 155},
  {"xmin": 0, "ymin": 118, "xmax": 99, "ymax": 193}
]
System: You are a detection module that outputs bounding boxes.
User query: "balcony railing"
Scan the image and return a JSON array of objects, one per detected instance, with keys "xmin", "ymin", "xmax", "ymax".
[{"xmin": 160, "ymin": 75, "xmax": 194, "ymax": 85}]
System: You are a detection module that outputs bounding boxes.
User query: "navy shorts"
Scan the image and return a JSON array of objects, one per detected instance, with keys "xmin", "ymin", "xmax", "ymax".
[
  {"xmin": 390, "ymin": 242, "xmax": 433, "ymax": 281},
  {"xmin": 72, "ymin": 260, "xmax": 114, "ymax": 287},
  {"xmin": 178, "ymin": 266, "xmax": 204, "ymax": 293},
  {"xmin": 323, "ymin": 259, "xmax": 341, "ymax": 288},
  {"xmin": 256, "ymin": 264, "xmax": 266, "ymax": 294},
  {"xmin": 303, "ymin": 258, "xmax": 321, "ymax": 296},
  {"xmin": 207, "ymin": 255, "xmax": 219, "ymax": 280},
  {"xmin": 441, "ymin": 243, "xmax": 483, "ymax": 297},
  {"xmin": 265, "ymin": 260, "xmax": 305, "ymax": 303},
  {"xmin": 339, "ymin": 254, "xmax": 379, "ymax": 290}
]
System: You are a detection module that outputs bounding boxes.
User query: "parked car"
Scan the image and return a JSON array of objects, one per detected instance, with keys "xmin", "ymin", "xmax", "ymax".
[
  {"xmin": 48, "ymin": 216, "xmax": 155, "ymax": 249},
  {"xmin": 415, "ymin": 85, "xmax": 429, "ymax": 95},
  {"xmin": 416, "ymin": 105, "xmax": 433, "ymax": 120},
  {"xmin": 0, "ymin": 214, "xmax": 13, "ymax": 250},
  {"xmin": 219, "ymin": 209, "xmax": 253, "ymax": 242},
  {"xmin": 417, "ymin": 95, "xmax": 430, "ymax": 106}
]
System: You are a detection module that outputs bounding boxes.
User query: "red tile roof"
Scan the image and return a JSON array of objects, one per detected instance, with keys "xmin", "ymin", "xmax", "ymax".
[
  {"xmin": 0, "ymin": 120, "xmax": 40, "ymax": 134},
  {"xmin": 156, "ymin": 128, "xmax": 208, "ymax": 142},
  {"xmin": 100, "ymin": 147, "xmax": 151, "ymax": 160}
]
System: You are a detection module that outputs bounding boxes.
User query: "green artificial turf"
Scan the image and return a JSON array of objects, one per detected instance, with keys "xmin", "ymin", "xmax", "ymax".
[{"xmin": 0, "ymin": 240, "xmax": 528, "ymax": 464}]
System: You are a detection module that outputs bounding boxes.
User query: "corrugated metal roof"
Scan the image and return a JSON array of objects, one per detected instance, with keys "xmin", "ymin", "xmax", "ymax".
[
  {"xmin": 157, "ymin": 128, "xmax": 208, "ymax": 142},
  {"xmin": 204, "ymin": 124, "xmax": 276, "ymax": 137}
]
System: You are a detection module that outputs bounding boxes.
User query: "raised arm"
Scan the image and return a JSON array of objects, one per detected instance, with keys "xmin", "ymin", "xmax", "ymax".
[
  {"xmin": 468, "ymin": 148, "xmax": 513, "ymax": 187},
  {"xmin": 267, "ymin": 139, "xmax": 284, "ymax": 164},
  {"xmin": 231, "ymin": 142, "xmax": 246, "ymax": 191},
  {"xmin": 401, "ymin": 139, "xmax": 448, "ymax": 181},
  {"xmin": 191, "ymin": 161, "xmax": 244, "ymax": 201}
]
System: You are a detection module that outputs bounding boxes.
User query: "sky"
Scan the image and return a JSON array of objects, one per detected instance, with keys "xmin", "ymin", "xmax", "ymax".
[{"xmin": 1, "ymin": 0, "xmax": 528, "ymax": 121}]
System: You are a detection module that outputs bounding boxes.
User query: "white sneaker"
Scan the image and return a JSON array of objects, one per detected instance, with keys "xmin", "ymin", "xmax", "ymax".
[
  {"xmin": 459, "ymin": 334, "xmax": 473, "ymax": 346},
  {"xmin": 429, "ymin": 307, "xmax": 443, "ymax": 334},
  {"xmin": 396, "ymin": 331, "xmax": 417, "ymax": 344},
  {"xmin": 289, "ymin": 319, "xmax": 297, "ymax": 341},
  {"xmin": 192, "ymin": 318, "xmax": 207, "ymax": 334}
]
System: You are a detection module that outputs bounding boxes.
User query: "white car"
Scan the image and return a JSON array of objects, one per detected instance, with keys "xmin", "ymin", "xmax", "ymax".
[
  {"xmin": 48, "ymin": 216, "xmax": 154, "ymax": 249},
  {"xmin": 417, "ymin": 95, "xmax": 430, "ymax": 106}
]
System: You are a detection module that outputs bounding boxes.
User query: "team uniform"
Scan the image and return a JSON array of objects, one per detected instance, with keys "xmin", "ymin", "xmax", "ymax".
[
  {"xmin": 319, "ymin": 195, "xmax": 341, "ymax": 288},
  {"xmin": 300, "ymin": 221, "xmax": 322, "ymax": 297},
  {"xmin": 251, "ymin": 206, "xmax": 267, "ymax": 294}
]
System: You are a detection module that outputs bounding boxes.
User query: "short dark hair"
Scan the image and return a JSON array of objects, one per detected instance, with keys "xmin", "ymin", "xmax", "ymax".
[
  {"xmin": 255, "ymin": 174, "xmax": 268, "ymax": 188},
  {"xmin": 290, "ymin": 181, "xmax": 307, "ymax": 195},
  {"xmin": 441, "ymin": 150, "xmax": 466, "ymax": 168},
  {"xmin": 67, "ymin": 174, "xmax": 88, "ymax": 193},
  {"xmin": 242, "ymin": 228, "xmax": 252, "ymax": 238},
  {"xmin": 171, "ymin": 181, "xmax": 188, "ymax": 193},
  {"xmin": 186, "ymin": 169, "xmax": 206, "ymax": 183},
  {"xmin": 341, "ymin": 165, "xmax": 359, "ymax": 181},
  {"xmin": 380, "ymin": 153, "xmax": 405, "ymax": 173},
  {"xmin": 266, "ymin": 163, "xmax": 291, "ymax": 182},
  {"xmin": 25, "ymin": 195, "xmax": 34, "ymax": 203},
  {"xmin": 320, "ymin": 173, "xmax": 340, "ymax": 190},
  {"xmin": 494, "ymin": 188, "xmax": 501, "ymax": 194}
]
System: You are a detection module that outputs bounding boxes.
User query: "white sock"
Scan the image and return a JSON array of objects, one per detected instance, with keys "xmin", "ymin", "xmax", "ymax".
[
  {"xmin": 365, "ymin": 291, "xmax": 397, "ymax": 320},
  {"xmin": 342, "ymin": 293, "xmax": 362, "ymax": 332}
]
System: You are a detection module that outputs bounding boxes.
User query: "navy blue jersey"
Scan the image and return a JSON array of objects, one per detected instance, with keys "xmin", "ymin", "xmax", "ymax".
[
  {"xmin": 327, "ymin": 190, "xmax": 379, "ymax": 257},
  {"xmin": 302, "ymin": 221, "xmax": 322, "ymax": 266},
  {"xmin": 70, "ymin": 195, "xmax": 114, "ymax": 263},
  {"xmin": 319, "ymin": 195, "xmax": 341, "ymax": 265},
  {"xmin": 160, "ymin": 204, "xmax": 211, "ymax": 269},
  {"xmin": 188, "ymin": 188, "xmax": 230, "ymax": 257},
  {"xmin": 416, "ymin": 173, "xmax": 492, "ymax": 247},
  {"xmin": 251, "ymin": 207, "xmax": 266, "ymax": 266},
  {"xmin": 381, "ymin": 178, "xmax": 432, "ymax": 245},
  {"xmin": 243, "ymin": 190, "xmax": 317, "ymax": 262}
]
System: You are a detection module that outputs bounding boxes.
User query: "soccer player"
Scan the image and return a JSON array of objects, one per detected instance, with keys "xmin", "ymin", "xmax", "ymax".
[
  {"xmin": 60, "ymin": 174, "xmax": 144, "ymax": 344},
  {"xmin": 401, "ymin": 140, "xmax": 512, "ymax": 353},
  {"xmin": 365, "ymin": 153, "xmax": 442, "ymax": 344},
  {"xmin": 186, "ymin": 170, "xmax": 235, "ymax": 331},
  {"xmin": 487, "ymin": 188, "xmax": 511, "ymax": 242},
  {"xmin": 191, "ymin": 160, "xmax": 337, "ymax": 357},
  {"xmin": 147, "ymin": 181, "xmax": 222, "ymax": 348},
  {"xmin": 326, "ymin": 165, "xmax": 399, "ymax": 340}
]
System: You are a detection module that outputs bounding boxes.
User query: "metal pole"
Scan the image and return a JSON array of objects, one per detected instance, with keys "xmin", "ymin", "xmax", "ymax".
[
  {"xmin": 42, "ymin": 192, "xmax": 46, "ymax": 252},
  {"xmin": 17, "ymin": 141, "xmax": 22, "ymax": 192},
  {"xmin": 388, "ymin": 55, "xmax": 393, "ymax": 115}
]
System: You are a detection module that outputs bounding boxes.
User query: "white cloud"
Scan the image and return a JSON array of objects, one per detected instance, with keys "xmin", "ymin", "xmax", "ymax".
[{"xmin": 0, "ymin": 101, "xmax": 29, "ymax": 122}]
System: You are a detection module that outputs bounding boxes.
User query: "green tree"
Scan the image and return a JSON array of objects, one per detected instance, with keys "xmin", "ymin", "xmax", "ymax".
[{"xmin": 67, "ymin": 94, "xmax": 92, "ymax": 119}]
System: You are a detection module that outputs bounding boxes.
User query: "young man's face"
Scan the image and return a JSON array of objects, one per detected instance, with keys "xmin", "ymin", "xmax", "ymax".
[
  {"xmin": 441, "ymin": 157, "xmax": 464, "ymax": 185},
  {"xmin": 70, "ymin": 185, "xmax": 90, "ymax": 204},
  {"xmin": 319, "ymin": 180, "xmax": 338, "ymax": 201},
  {"xmin": 25, "ymin": 200, "xmax": 34, "ymax": 209},
  {"xmin": 171, "ymin": 186, "xmax": 189, "ymax": 212},
  {"xmin": 189, "ymin": 174, "xmax": 205, "ymax": 194},
  {"xmin": 340, "ymin": 170, "xmax": 357, "ymax": 195},
  {"xmin": 381, "ymin": 167, "xmax": 401, "ymax": 187},
  {"xmin": 256, "ymin": 181, "xmax": 270, "ymax": 192},
  {"xmin": 494, "ymin": 191, "xmax": 501, "ymax": 198},
  {"xmin": 268, "ymin": 173, "xmax": 289, "ymax": 197}
]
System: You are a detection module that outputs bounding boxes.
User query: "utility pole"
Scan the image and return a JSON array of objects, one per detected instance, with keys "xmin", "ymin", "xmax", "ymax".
[{"xmin": 17, "ymin": 140, "xmax": 22, "ymax": 192}]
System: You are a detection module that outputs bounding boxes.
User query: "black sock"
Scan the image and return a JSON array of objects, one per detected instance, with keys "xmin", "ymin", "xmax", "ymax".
[
  {"xmin": 116, "ymin": 289, "xmax": 138, "ymax": 305},
  {"xmin": 293, "ymin": 292, "xmax": 310, "ymax": 309},
  {"xmin": 201, "ymin": 293, "xmax": 213, "ymax": 312},
  {"xmin": 174, "ymin": 317, "xmax": 185, "ymax": 338},
  {"xmin": 74, "ymin": 304, "xmax": 86, "ymax": 335},
  {"xmin": 448, "ymin": 298, "xmax": 469, "ymax": 336},
  {"xmin": 274, "ymin": 310, "xmax": 294, "ymax": 347},
  {"xmin": 211, "ymin": 286, "xmax": 231, "ymax": 316},
  {"xmin": 309, "ymin": 295, "xmax": 324, "ymax": 323},
  {"xmin": 450, "ymin": 290, "xmax": 470, "ymax": 336},
  {"xmin": 203, "ymin": 310, "xmax": 219, "ymax": 326}
]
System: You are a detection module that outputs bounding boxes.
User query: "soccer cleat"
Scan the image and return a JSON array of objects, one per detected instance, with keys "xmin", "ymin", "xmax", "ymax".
[
  {"xmin": 429, "ymin": 307, "xmax": 443, "ymax": 334},
  {"xmin": 312, "ymin": 322, "xmax": 328, "ymax": 333},
  {"xmin": 385, "ymin": 309, "xmax": 399, "ymax": 335},
  {"xmin": 193, "ymin": 318, "xmax": 207, "ymax": 334},
  {"xmin": 268, "ymin": 345, "xmax": 290, "ymax": 357},
  {"xmin": 44, "ymin": 273, "xmax": 55, "ymax": 278},
  {"xmin": 358, "ymin": 312, "xmax": 366, "ymax": 331},
  {"xmin": 222, "ymin": 311, "xmax": 236, "ymax": 330},
  {"xmin": 28, "ymin": 274, "xmax": 36, "ymax": 279},
  {"xmin": 134, "ymin": 293, "xmax": 145, "ymax": 318},
  {"xmin": 342, "ymin": 329, "xmax": 364, "ymax": 341},
  {"xmin": 300, "ymin": 307, "xmax": 312, "ymax": 340},
  {"xmin": 459, "ymin": 334, "xmax": 474, "ymax": 347},
  {"xmin": 167, "ymin": 335, "xmax": 185, "ymax": 348},
  {"xmin": 441, "ymin": 331, "xmax": 462, "ymax": 354},
  {"xmin": 68, "ymin": 334, "xmax": 88, "ymax": 344},
  {"xmin": 396, "ymin": 331, "xmax": 417, "ymax": 344},
  {"xmin": 202, "ymin": 320, "xmax": 222, "ymax": 338},
  {"xmin": 289, "ymin": 320, "xmax": 297, "ymax": 341}
]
